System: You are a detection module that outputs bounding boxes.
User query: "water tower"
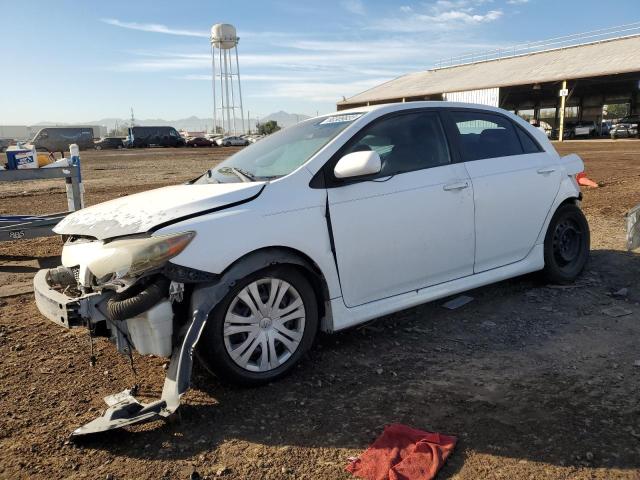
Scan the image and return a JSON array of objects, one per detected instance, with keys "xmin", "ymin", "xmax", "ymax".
[{"xmin": 210, "ymin": 23, "xmax": 244, "ymax": 135}]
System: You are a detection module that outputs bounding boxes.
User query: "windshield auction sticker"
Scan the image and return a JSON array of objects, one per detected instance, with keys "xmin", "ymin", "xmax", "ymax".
[{"xmin": 320, "ymin": 113, "xmax": 364, "ymax": 124}]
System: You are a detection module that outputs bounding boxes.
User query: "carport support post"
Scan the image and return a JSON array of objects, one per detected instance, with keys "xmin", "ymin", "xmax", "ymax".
[{"xmin": 559, "ymin": 80, "xmax": 567, "ymax": 142}]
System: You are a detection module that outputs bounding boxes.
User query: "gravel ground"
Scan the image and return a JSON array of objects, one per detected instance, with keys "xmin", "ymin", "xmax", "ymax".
[{"xmin": 0, "ymin": 140, "xmax": 639, "ymax": 479}]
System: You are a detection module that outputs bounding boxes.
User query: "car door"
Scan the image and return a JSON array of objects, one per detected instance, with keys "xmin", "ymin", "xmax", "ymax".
[
  {"xmin": 575, "ymin": 123, "xmax": 588, "ymax": 136},
  {"xmin": 444, "ymin": 109, "xmax": 561, "ymax": 273},
  {"xmin": 326, "ymin": 110, "xmax": 475, "ymax": 307}
]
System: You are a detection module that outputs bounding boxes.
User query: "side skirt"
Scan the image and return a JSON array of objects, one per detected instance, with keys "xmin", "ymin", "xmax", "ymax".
[{"xmin": 330, "ymin": 244, "xmax": 545, "ymax": 332}]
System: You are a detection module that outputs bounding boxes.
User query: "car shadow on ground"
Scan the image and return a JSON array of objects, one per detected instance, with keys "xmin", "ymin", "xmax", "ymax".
[
  {"xmin": 77, "ymin": 249, "xmax": 640, "ymax": 475},
  {"xmin": 0, "ymin": 255, "xmax": 59, "ymax": 273}
]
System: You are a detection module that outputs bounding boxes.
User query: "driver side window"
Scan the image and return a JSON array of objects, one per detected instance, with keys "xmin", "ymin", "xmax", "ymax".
[{"xmin": 340, "ymin": 111, "xmax": 451, "ymax": 179}]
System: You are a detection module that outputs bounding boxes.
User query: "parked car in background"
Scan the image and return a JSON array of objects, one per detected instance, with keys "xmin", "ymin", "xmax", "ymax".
[
  {"xmin": 553, "ymin": 121, "xmax": 597, "ymax": 140},
  {"xmin": 94, "ymin": 137, "xmax": 124, "ymax": 150},
  {"xmin": 30, "ymin": 127, "xmax": 95, "ymax": 153},
  {"xmin": 216, "ymin": 135, "xmax": 249, "ymax": 146},
  {"xmin": 530, "ymin": 120, "xmax": 552, "ymax": 138},
  {"xmin": 186, "ymin": 136, "xmax": 214, "ymax": 147},
  {"xmin": 610, "ymin": 115, "xmax": 640, "ymax": 139},
  {"xmin": 600, "ymin": 120, "xmax": 613, "ymax": 136},
  {"xmin": 34, "ymin": 102, "xmax": 589, "ymax": 435},
  {"xmin": 124, "ymin": 126, "xmax": 186, "ymax": 148},
  {"xmin": 247, "ymin": 134, "xmax": 265, "ymax": 143}
]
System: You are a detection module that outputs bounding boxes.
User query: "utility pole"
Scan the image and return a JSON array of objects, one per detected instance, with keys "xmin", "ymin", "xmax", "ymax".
[
  {"xmin": 130, "ymin": 107, "xmax": 135, "ymax": 128},
  {"xmin": 558, "ymin": 80, "xmax": 568, "ymax": 142}
]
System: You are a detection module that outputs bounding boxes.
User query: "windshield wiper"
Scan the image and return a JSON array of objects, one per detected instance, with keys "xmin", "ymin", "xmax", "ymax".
[{"xmin": 230, "ymin": 167, "xmax": 256, "ymax": 182}]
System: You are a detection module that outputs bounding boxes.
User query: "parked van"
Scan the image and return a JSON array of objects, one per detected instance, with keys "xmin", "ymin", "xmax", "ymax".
[
  {"xmin": 125, "ymin": 126, "xmax": 185, "ymax": 148},
  {"xmin": 31, "ymin": 127, "xmax": 95, "ymax": 153}
]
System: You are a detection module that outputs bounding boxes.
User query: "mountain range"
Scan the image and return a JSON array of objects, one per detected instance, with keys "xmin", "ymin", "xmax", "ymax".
[{"xmin": 34, "ymin": 111, "xmax": 312, "ymax": 132}]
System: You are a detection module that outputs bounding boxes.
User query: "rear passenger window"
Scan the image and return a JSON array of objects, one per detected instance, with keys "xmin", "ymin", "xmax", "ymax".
[
  {"xmin": 449, "ymin": 111, "xmax": 523, "ymax": 161},
  {"xmin": 515, "ymin": 127, "xmax": 542, "ymax": 154}
]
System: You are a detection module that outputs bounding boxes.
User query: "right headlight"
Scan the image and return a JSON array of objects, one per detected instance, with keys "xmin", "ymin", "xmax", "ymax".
[{"xmin": 74, "ymin": 231, "xmax": 196, "ymax": 280}]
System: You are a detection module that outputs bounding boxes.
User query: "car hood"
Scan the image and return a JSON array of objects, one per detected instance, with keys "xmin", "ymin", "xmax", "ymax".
[{"xmin": 54, "ymin": 182, "xmax": 265, "ymax": 240}]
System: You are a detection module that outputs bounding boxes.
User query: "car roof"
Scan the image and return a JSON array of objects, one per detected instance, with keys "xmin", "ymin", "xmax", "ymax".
[{"xmin": 324, "ymin": 101, "xmax": 528, "ymax": 119}]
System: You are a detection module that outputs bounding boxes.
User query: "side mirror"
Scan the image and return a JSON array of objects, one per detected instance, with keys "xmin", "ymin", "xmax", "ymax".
[{"xmin": 334, "ymin": 150, "xmax": 381, "ymax": 179}]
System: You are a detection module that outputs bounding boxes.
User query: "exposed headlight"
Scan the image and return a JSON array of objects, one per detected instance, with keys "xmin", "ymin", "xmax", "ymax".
[{"xmin": 70, "ymin": 232, "xmax": 195, "ymax": 279}]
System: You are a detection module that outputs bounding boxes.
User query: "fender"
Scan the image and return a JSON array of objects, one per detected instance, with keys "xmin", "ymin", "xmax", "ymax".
[{"xmin": 534, "ymin": 175, "xmax": 582, "ymax": 246}]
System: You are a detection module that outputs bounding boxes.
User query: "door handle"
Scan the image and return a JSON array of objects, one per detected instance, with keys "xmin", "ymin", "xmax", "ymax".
[
  {"xmin": 443, "ymin": 181, "xmax": 469, "ymax": 191},
  {"xmin": 537, "ymin": 167, "xmax": 556, "ymax": 174}
]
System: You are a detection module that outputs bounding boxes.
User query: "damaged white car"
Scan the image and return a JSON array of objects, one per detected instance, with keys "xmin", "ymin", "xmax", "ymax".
[{"xmin": 34, "ymin": 102, "xmax": 590, "ymax": 436}]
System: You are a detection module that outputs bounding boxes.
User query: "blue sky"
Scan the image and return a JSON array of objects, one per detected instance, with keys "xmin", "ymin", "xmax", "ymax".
[{"xmin": 2, "ymin": 0, "xmax": 638, "ymax": 124}]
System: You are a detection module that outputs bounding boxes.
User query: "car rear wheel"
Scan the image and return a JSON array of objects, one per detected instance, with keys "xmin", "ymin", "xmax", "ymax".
[
  {"xmin": 198, "ymin": 266, "xmax": 318, "ymax": 386},
  {"xmin": 543, "ymin": 203, "xmax": 590, "ymax": 284},
  {"xmin": 95, "ymin": 145, "xmax": 102, "ymax": 150}
]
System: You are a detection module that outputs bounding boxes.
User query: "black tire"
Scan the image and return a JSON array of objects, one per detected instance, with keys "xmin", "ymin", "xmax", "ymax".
[
  {"xmin": 95, "ymin": 145, "xmax": 102, "ymax": 150},
  {"xmin": 198, "ymin": 265, "xmax": 318, "ymax": 386},
  {"xmin": 225, "ymin": 142, "xmax": 231, "ymax": 147},
  {"xmin": 542, "ymin": 203, "xmax": 590, "ymax": 284}
]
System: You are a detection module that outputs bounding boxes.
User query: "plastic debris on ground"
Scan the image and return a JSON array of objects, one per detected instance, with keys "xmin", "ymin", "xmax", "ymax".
[
  {"xmin": 442, "ymin": 295, "xmax": 474, "ymax": 310},
  {"xmin": 602, "ymin": 306, "xmax": 633, "ymax": 317},
  {"xmin": 576, "ymin": 172, "xmax": 599, "ymax": 188},
  {"xmin": 346, "ymin": 423, "xmax": 457, "ymax": 480}
]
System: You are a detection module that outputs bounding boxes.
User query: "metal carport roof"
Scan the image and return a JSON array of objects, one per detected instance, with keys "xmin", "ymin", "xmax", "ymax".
[{"xmin": 338, "ymin": 35, "xmax": 640, "ymax": 107}]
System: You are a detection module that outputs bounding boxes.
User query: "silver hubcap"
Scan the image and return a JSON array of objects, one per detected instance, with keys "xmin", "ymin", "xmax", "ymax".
[{"xmin": 223, "ymin": 278, "xmax": 306, "ymax": 372}]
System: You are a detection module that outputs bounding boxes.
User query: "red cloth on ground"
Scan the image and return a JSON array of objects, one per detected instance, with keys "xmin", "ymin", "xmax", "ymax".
[{"xmin": 346, "ymin": 424, "xmax": 457, "ymax": 480}]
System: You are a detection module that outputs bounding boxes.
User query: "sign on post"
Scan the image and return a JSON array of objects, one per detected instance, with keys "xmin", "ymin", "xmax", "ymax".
[{"xmin": 559, "ymin": 88, "xmax": 569, "ymax": 97}]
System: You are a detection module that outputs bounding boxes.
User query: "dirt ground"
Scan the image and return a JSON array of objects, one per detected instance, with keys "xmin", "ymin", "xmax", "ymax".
[{"xmin": 1, "ymin": 141, "xmax": 639, "ymax": 480}]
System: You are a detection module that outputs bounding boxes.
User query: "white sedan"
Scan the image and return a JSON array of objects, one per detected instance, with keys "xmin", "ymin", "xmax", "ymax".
[
  {"xmin": 216, "ymin": 135, "xmax": 249, "ymax": 146},
  {"xmin": 34, "ymin": 102, "xmax": 589, "ymax": 435}
]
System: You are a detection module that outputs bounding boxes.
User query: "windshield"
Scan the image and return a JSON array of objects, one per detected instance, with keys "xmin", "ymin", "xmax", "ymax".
[{"xmin": 196, "ymin": 114, "xmax": 363, "ymax": 184}]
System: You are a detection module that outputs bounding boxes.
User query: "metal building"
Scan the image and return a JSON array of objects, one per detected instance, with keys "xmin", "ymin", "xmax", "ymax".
[{"xmin": 337, "ymin": 26, "xmax": 640, "ymax": 134}]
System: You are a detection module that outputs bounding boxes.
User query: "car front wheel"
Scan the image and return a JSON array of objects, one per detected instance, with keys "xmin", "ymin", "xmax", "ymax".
[
  {"xmin": 198, "ymin": 266, "xmax": 318, "ymax": 385},
  {"xmin": 543, "ymin": 203, "xmax": 590, "ymax": 284}
]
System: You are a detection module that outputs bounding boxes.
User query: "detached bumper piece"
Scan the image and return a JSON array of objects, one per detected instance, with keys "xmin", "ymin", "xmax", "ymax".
[
  {"xmin": 627, "ymin": 203, "xmax": 640, "ymax": 251},
  {"xmin": 34, "ymin": 265, "xmax": 226, "ymax": 438},
  {"xmin": 72, "ymin": 390, "xmax": 169, "ymax": 436},
  {"xmin": 70, "ymin": 304, "xmax": 210, "ymax": 438}
]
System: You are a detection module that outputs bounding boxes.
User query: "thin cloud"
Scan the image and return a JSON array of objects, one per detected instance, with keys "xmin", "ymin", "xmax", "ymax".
[
  {"xmin": 101, "ymin": 18, "xmax": 209, "ymax": 37},
  {"xmin": 367, "ymin": 2, "xmax": 503, "ymax": 32},
  {"xmin": 341, "ymin": 0, "xmax": 366, "ymax": 15}
]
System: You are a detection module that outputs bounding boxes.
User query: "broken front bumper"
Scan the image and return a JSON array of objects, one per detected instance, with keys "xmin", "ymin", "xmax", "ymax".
[
  {"xmin": 33, "ymin": 267, "xmax": 211, "ymax": 437},
  {"xmin": 33, "ymin": 269, "xmax": 98, "ymax": 328}
]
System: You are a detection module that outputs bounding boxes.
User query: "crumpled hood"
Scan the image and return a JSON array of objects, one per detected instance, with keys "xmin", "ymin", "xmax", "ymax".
[{"xmin": 54, "ymin": 182, "xmax": 265, "ymax": 240}]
